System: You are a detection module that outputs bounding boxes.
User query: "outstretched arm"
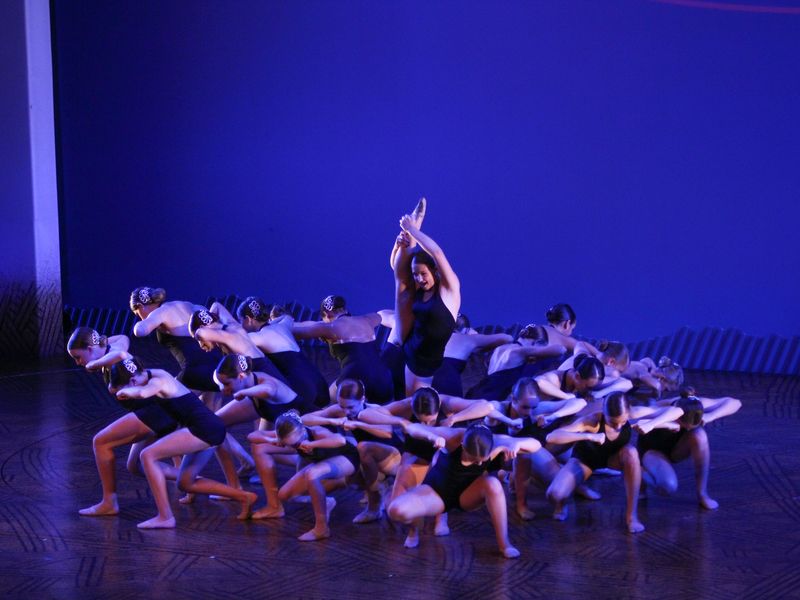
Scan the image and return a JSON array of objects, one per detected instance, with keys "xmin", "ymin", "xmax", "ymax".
[
  {"xmin": 535, "ymin": 371, "xmax": 576, "ymax": 400},
  {"xmin": 209, "ymin": 301, "xmax": 238, "ymax": 326},
  {"xmin": 699, "ymin": 396, "xmax": 742, "ymax": 425},
  {"xmin": 440, "ymin": 397, "xmax": 494, "ymax": 426},
  {"xmin": 545, "ymin": 417, "xmax": 603, "ymax": 445}
]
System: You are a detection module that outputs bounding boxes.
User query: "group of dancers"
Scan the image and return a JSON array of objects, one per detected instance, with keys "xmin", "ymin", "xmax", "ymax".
[{"xmin": 67, "ymin": 199, "xmax": 741, "ymax": 559}]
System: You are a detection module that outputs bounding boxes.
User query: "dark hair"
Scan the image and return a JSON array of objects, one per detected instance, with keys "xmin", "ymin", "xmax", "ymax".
[
  {"xmin": 545, "ymin": 303, "xmax": 576, "ymax": 326},
  {"xmin": 188, "ymin": 309, "xmax": 220, "ymax": 337},
  {"xmin": 270, "ymin": 304, "xmax": 288, "ymax": 320},
  {"xmin": 410, "ymin": 249, "xmax": 438, "ymax": 276},
  {"xmin": 676, "ymin": 396, "xmax": 704, "ymax": 428},
  {"xmin": 659, "ymin": 357, "xmax": 685, "ymax": 391},
  {"xmin": 604, "ymin": 392, "xmax": 630, "ymax": 418},
  {"xmin": 275, "ymin": 409, "xmax": 304, "ymax": 439},
  {"xmin": 320, "ymin": 295, "xmax": 347, "ymax": 316},
  {"xmin": 455, "ymin": 313, "xmax": 470, "ymax": 331},
  {"xmin": 237, "ymin": 296, "xmax": 270, "ymax": 323},
  {"xmin": 574, "ymin": 355, "xmax": 605, "ymax": 382},
  {"xmin": 215, "ymin": 354, "xmax": 253, "ymax": 378},
  {"xmin": 679, "ymin": 385, "xmax": 696, "ymax": 399},
  {"xmin": 129, "ymin": 287, "xmax": 166, "ymax": 312},
  {"xmin": 596, "ymin": 340, "xmax": 630, "ymax": 371},
  {"xmin": 109, "ymin": 357, "xmax": 145, "ymax": 388},
  {"xmin": 337, "ymin": 378, "xmax": 366, "ymax": 401},
  {"xmin": 411, "ymin": 387, "xmax": 441, "ymax": 417},
  {"xmin": 462, "ymin": 423, "xmax": 494, "ymax": 459},
  {"xmin": 518, "ymin": 324, "xmax": 549, "ymax": 344},
  {"xmin": 512, "ymin": 377, "xmax": 540, "ymax": 401},
  {"xmin": 67, "ymin": 327, "xmax": 107, "ymax": 350}
]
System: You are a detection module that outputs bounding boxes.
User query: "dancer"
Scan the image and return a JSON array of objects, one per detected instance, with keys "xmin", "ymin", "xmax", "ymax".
[
  {"xmin": 392, "ymin": 199, "xmax": 461, "ymax": 394},
  {"xmin": 68, "ymin": 327, "xmax": 178, "ymax": 516},
  {"xmin": 237, "ymin": 296, "xmax": 329, "ymax": 407},
  {"xmin": 545, "ymin": 392, "xmax": 682, "ymax": 533},
  {"xmin": 467, "ymin": 324, "xmax": 566, "ymax": 400},
  {"xmin": 557, "ymin": 340, "xmax": 633, "ymax": 401},
  {"xmin": 291, "ymin": 295, "xmax": 394, "ymax": 404},
  {"xmin": 484, "ymin": 377, "xmax": 587, "ymax": 519},
  {"xmin": 111, "ymin": 358, "xmax": 257, "ymax": 529},
  {"xmin": 639, "ymin": 389, "xmax": 741, "ymax": 509},
  {"xmin": 387, "ymin": 422, "xmax": 540, "ymax": 558},
  {"xmin": 535, "ymin": 355, "xmax": 607, "ymax": 401},
  {"xmin": 431, "ymin": 313, "xmax": 514, "ymax": 396},
  {"xmin": 360, "ymin": 387, "xmax": 496, "ymax": 538},
  {"xmin": 247, "ymin": 410, "xmax": 360, "ymax": 541}
]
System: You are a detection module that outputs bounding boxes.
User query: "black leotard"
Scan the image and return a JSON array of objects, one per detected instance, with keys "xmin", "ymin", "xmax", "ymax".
[
  {"xmin": 572, "ymin": 416, "xmax": 632, "ymax": 471},
  {"xmin": 466, "ymin": 364, "xmax": 525, "ymax": 400},
  {"xmin": 403, "ymin": 409, "xmax": 448, "ymax": 462},
  {"xmin": 328, "ymin": 341, "xmax": 394, "ymax": 405},
  {"xmin": 296, "ymin": 427, "xmax": 360, "ymax": 471},
  {"xmin": 250, "ymin": 393, "xmax": 313, "ymax": 423},
  {"xmin": 380, "ymin": 341, "xmax": 407, "ymax": 400},
  {"xmin": 119, "ymin": 398, "xmax": 178, "ymax": 438},
  {"xmin": 250, "ymin": 356, "xmax": 290, "ymax": 385},
  {"xmin": 422, "ymin": 446, "xmax": 505, "ymax": 512},
  {"xmin": 157, "ymin": 390, "xmax": 226, "ymax": 447},
  {"xmin": 350, "ymin": 425, "xmax": 405, "ymax": 451},
  {"xmin": 156, "ymin": 331, "xmax": 222, "ymax": 392},
  {"xmin": 267, "ymin": 350, "xmax": 330, "ymax": 408},
  {"xmin": 431, "ymin": 357, "xmax": 467, "ymax": 397},
  {"xmin": 403, "ymin": 289, "xmax": 456, "ymax": 377},
  {"xmin": 637, "ymin": 427, "xmax": 688, "ymax": 460}
]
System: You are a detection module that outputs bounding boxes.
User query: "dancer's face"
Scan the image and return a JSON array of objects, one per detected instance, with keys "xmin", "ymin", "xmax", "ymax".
[
  {"xmin": 214, "ymin": 371, "xmax": 246, "ymax": 396},
  {"xmin": 194, "ymin": 328, "xmax": 216, "ymax": 352},
  {"xmin": 337, "ymin": 397, "xmax": 364, "ymax": 419},
  {"xmin": 68, "ymin": 348, "xmax": 94, "ymax": 367},
  {"xmin": 280, "ymin": 428, "xmax": 306, "ymax": 449},
  {"xmin": 603, "ymin": 410, "xmax": 629, "ymax": 431},
  {"xmin": 411, "ymin": 262, "xmax": 435, "ymax": 291},
  {"xmin": 460, "ymin": 447, "xmax": 490, "ymax": 466},
  {"xmin": 575, "ymin": 374, "xmax": 600, "ymax": 393},
  {"xmin": 512, "ymin": 391, "xmax": 539, "ymax": 416}
]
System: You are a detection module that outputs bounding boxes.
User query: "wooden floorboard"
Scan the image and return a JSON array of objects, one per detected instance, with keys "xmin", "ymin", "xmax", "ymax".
[{"xmin": 0, "ymin": 351, "xmax": 798, "ymax": 599}]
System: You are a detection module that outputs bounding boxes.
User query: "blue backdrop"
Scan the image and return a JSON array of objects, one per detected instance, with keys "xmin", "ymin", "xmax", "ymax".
[{"xmin": 52, "ymin": 0, "xmax": 800, "ymax": 343}]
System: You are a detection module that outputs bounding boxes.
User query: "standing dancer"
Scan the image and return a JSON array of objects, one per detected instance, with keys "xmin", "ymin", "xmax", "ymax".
[
  {"xmin": 431, "ymin": 313, "xmax": 514, "ymax": 397},
  {"xmin": 111, "ymin": 358, "xmax": 257, "ymax": 529},
  {"xmin": 392, "ymin": 199, "xmax": 461, "ymax": 394},
  {"xmin": 68, "ymin": 327, "xmax": 178, "ymax": 516},
  {"xmin": 291, "ymin": 295, "xmax": 394, "ymax": 404},
  {"xmin": 237, "ymin": 296, "xmax": 329, "ymax": 407}
]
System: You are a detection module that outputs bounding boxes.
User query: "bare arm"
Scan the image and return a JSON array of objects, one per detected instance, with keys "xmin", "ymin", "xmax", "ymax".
[
  {"xmin": 399, "ymin": 219, "xmax": 460, "ymax": 294},
  {"xmin": 535, "ymin": 398, "xmax": 587, "ymax": 426},
  {"xmin": 209, "ymin": 302, "xmax": 238, "ymax": 326},
  {"xmin": 440, "ymin": 397, "xmax": 493, "ymax": 427},
  {"xmin": 86, "ymin": 349, "xmax": 132, "ymax": 371},
  {"xmin": 545, "ymin": 417, "xmax": 603, "ymax": 445},
  {"xmin": 535, "ymin": 371, "xmax": 576, "ymax": 400},
  {"xmin": 511, "ymin": 344, "xmax": 567, "ymax": 362},
  {"xmin": 699, "ymin": 396, "xmax": 742, "ymax": 424},
  {"xmin": 631, "ymin": 405, "xmax": 684, "ymax": 435},
  {"xmin": 359, "ymin": 399, "xmax": 412, "ymax": 426},
  {"xmin": 133, "ymin": 308, "xmax": 166, "ymax": 337},
  {"xmin": 300, "ymin": 406, "xmax": 345, "ymax": 427},
  {"xmin": 301, "ymin": 426, "xmax": 346, "ymax": 449},
  {"xmin": 233, "ymin": 381, "xmax": 279, "ymax": 401},
  {"xmin": 343, "ymin": 420, "xmax": 393, "ymax": 439},
  {"xmin": 291, "ymin": 320, "xmax": 337, "ymax": 341}
]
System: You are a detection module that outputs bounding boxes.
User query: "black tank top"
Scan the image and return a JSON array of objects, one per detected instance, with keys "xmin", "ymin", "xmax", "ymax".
[{"xmin": 404, "ymin": 289, "xmax": 456, "ymax": 365}]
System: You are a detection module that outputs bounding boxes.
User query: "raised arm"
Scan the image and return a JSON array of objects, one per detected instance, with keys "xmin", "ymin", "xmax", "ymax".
[{"xmin": 399, "ymin": 218, "xmax": 460, "ymax": 295}]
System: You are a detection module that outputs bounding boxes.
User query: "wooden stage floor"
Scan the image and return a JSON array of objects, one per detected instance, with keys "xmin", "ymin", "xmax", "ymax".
[{"xmin": 1, "ymin": 356, "xmax": 799, "ymax": 599}]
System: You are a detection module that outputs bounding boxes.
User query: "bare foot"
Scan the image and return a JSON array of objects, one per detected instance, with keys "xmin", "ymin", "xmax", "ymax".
[
  {"xmin": 434, "ymin": 513, "xmax": 450, "ymax": 536},
  {"xmin": 298, "ymin": 527, "xmax": 330, "ymax": 542},
  {"xmin": 251, "ymin": 505, "xmax": 285, "ymax": 520},
  {"xmin": 352, "ymin": 508, "xmax": 382, "ymax": 524},
  {"xmin": 627, "ymin": 517, "xmax": 645, "ymax": 534},
  {"xmin": 237, "ymin": 492, "xmax": 259, "ymax": 520},
  {"xmin": 699, "ymin": 494, "xmax": 719, "ymax": 510},
  {"xmin": 403, "ymin": 528, "xmax": 420, "ymax": 549},
  {"xmin": 576, "ymin": 484, "xmax": 601, "ymax": 500},
  {"xmin": 411, "ymin": 197, "xmax": 426, "ymax": 228},
  {"xmin": 78, "ymin": 498, "xmax": 119, "ymax": 516},
  {"xmin": 552, "ymin": 504, "xmax": 568, "ymax": 521},
  {"xmin": 501, "ymin": 544, "xmax": 521, "ymax": 559},
  {"xmin": 178, "ymin": 493, "xmax": 195, "ymax": 505},
  {"xmin": 516, "ymin": 505, "xmax": 536, "ymax": 521},
  {"xmin": 137, "ymin": 515, "xmax": 176, "ymax": 529}
]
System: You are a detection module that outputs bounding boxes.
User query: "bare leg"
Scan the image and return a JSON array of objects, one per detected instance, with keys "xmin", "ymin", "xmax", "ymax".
[
  {"xmin": 610, "ymin": 445, "xmax": 645, "ymax": 533},
  {"xmin": 460, "ymin": 475, "xmax": 519, "ymax": 559},
  {"xmin": 177, "ymin": 449, "xmax": 257, "ymax": 520},
  {"xmin": 353, "ymin": 443, "xmax": 400, "ymax": 524},
  {"xmin": 673, "ymin": 427, "xmax": 718, "ymax": 509},
  {"xmin": 387, "ymin": 484, "xmax": 445, "ymax": 549},
  {"xmin": 546, "ymin": 458, "xmax": 590, "ymax": 521},
  {"xmin": 80, "ymin": 414, "xmax": 154, "ymax": 516},
  {"xmin": 514, "ymin": 454, "xmax": 536, "ymax": 520},
  {"xmin": 404, "ymin": 366, "xmax": 434, "ymax": 397},
  {"xmin": 642, "ymin": 450, "xmax": 678, "ymax": 496},
  {"xmin": 251, "ymin": 446, "xmax": 285, "ymax": 519},
  {"xmin": 284, "ymin": 457, "xmax": 353, "ymax": 541}
]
